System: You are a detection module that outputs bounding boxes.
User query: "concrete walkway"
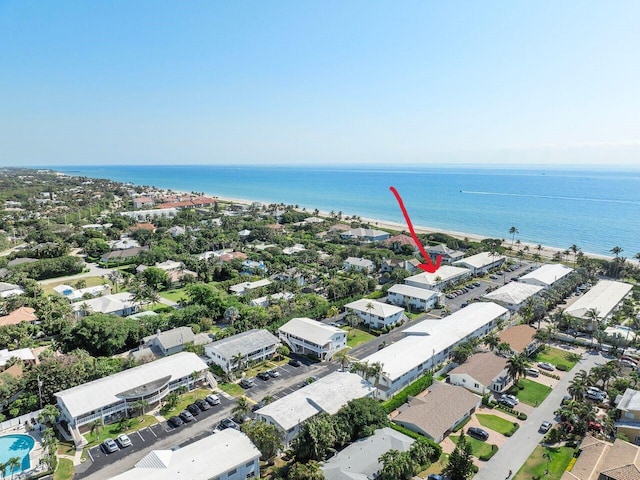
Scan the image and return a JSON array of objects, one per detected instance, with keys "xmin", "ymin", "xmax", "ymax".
[{"xmin": 474, "ymin": 350, "xmax": 606, "ymax": 480}]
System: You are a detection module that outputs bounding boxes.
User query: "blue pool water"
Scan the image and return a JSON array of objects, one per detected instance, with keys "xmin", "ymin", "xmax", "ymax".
[{"xmin": 0, "ymin": 434, "xmax": 35, "ymax": 474}]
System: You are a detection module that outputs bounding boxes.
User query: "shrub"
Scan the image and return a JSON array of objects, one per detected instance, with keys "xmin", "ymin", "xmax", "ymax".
[
  {"xmin": 479, "ymin": 444, "xmax": 499, "ymax": 461},
  {"xmin": 557, "ymin": 364, "xmax": 568, "ymax": 371},
  {"xmin": 382, "ymin": 373, "xmax": 433, "ymax": 413},
  {"xmin": 452, "ymin": 416, "xmax": 471, "ymax": 433},
  {"xmin": 389, "ymin": 423, "xmax": 442, "ymax": 461},
  {"xmin": 517, "ymin": 412, "xmax": 528, "ymax": 421}
]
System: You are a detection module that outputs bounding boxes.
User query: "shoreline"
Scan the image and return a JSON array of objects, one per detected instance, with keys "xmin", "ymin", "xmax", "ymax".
[{"xmin": 207, "ymin": 192, "xmax": 616, "ymax": 263}]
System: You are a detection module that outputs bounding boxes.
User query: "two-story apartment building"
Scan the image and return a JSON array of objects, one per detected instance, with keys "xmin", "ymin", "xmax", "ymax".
[
  {"xmin": 448, "ymin": 351, "xmax": 512, "ymax": 395},
  {"xmin": 343, "ymin": 257, "xmax": 375, "ymax": 273},
  {"xmin": 453, "ymin": 252, "xmax": 506, "ymax": 276},
  {"xmin": 404, "ymin": 265, "xmax": 471, "ymax": 292},
  {"xmin": 615, "ymin": 388, "xmax": 640, "ymax": 445},
  {"xmin": 278, "ymin": 317, "xmax": 346, "ymax": 361},
  {"xmin": 343, "ymin": 299, "xmax": 405, "ymax": 329},
  {"xmin": 386, "ymin": 284, "xmax": 440, "ymax": 312},
  {"xmin": 205, "ymin": 329, "xmax": 281, "ymax": 372}
]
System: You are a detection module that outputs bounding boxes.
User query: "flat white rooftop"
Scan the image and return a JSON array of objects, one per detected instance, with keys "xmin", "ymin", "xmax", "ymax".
[
  {"xmin": 565, "ymin": 280, "xmax": 633, "ymax": 319},
  {"xmin": 255, "ymin": 372, "xmax": 374, "ymax": 431},
  {"xmin": 404, "ymin": 265, "xmax": 470, "ymax": 288},
  {"xmin": 453, "ymin": 252, "xmax": 506, "ymax": 269},
  {"xmin": 361, "ymin": 302, "xmax": 508, "ymax": 381},
  {"xmin": 387, "ymin": 284, "xmax": 439, "ymax": 300},
  {"xmin": 519, "ymin": 263, "xmax": 574, "ymax": 287},
  {"xmin": 278, "ymin": 317, "xmax": 344, "ymax": 346},
  {"xmin": 344, "ymin": 299, "xmax": 404, "ymax": 318},
  {"xmin": 483, "ymin": 282, "xmax": 544, "ymax": 306},
  {"xmin": 55, "ymin": 352, "xmax": 208, "ymax": 419},
  {"xmin": 110, "ymin": 429, "xmax": 260, "ymax": 480}
]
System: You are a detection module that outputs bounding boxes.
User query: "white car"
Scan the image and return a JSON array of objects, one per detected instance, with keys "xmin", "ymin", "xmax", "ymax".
[
  {"xmin": 537, "ymin": 362, "xmax": 555, "ymax": 371},
  {"xmin": 116, "ymin": 434, "xmax": 132, "ymax": 448}
]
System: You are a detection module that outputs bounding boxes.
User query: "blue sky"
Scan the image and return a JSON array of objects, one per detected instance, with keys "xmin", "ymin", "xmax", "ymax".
[{"xmin": 1, "ymin": 1, "xmax": 639, "ymax": 166}]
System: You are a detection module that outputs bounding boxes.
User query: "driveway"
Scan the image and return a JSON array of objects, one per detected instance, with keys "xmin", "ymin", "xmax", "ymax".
[{"xmin": 473, "ymin": 350, "xmax": 607, "ymax": 479}]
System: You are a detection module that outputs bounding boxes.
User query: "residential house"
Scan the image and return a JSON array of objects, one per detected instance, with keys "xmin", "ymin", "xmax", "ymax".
[
  {"xmin": 229, "ymin": 279, "xmax": 272, "ymax": 296},
  {"xmin": 249, "ymin": 292, "xmax": 295, "ymax": 307},
  {"xmin": 204, "ymin": 329, "xmax": 280, "ymax": 373},
  {"xmin": 53, "ymin": 284, "xmax": 111, "ymax": 302},
  {"xmin": 343, "ymin": 257, "xmax": 375, "ymax": 273},
  {"xmin": 387, "ymin": 284, "xmax": 440, "ymax": 312},
  {"xmin": 392, "ymin": 382, "xmax": 481, "ymax": 442},
  {"xmin": 426, "ymin": 244, "xmax": 465, "ymax": 264},
  {"xmin": 132, "ymin": 196, "xmax": 155, "ymax": 209},
  {"xmin": 71, "ymin": 293, "xmax": 138, "ymax": 318},
  {"xmin": 255, "ymin": 371, "xmax": 375, "ymax": 446},
  {"xmin": 55, "ymin": 352, "xmax": 209, "ymax": 433},
  {"xmin": 519, "ymin": 263, "xmax": 574, "ymax": 289},
  {"xmin": 109, "ymin": 237, "xmax": 141, "ymax": 250},
  {"xmin": 278, "ymin": 317, "xmax": 346, "ymax": 361},
  {"xmin": 0, "ymin": 282, "xmax": 25, "ymax": 298},
  {"xmin": 322, "ymin": 427, "xmax": 415, "ymax": 480},
  {"xmin": 121, "ymin": 208, "xmax": 179, "ymax": 221},
  {"xmin": 565, "ymin": 280, "xmax": 633, "ymax": 330},
  {"xmin": 453, "ymin": 252, "xmax": 506, "ymax": 275},
  {"xmin": 282, "ymin": 243, "xmax": 305, "ymax": 255},
  {"xmin": 7, "ymin": 257, "xmax": 37, "ymax": 268},
  {"xmin": 0, "ymin": 348, "xmax": 36, "ymax": 368},
  {"xmin": 242, "ymin": 259, "xmax": 268, "ymax": 274},
  {"xmin": 0, "ymin": 307, "xmax": 38, "ymax": 328},
  {"xmin": 382, "ymin": 234, "xmax": 418, "ymax": 253},
  {"xmin": 615, "ymin": 388, "xmax": 640, "ymax": 445},
  {"xmin": 344, "ymin": 299, "xmax": 405, "ymax": 329},
  {"xmin": 167, "ymin": 225, "xmax": 186, "ymax": 237},
  {"xmin": 358, "ymin": 303, "xmax": 509, "ymax": 399},
  {"xmin": 340, "ymin": 227, "xmax": 390, "ymax": 242},
  {"xmin": 139, "ymin": 327, "xmax": 196, "ymax": 357},
  {"xmin": 562, "ymin": 436, "xmax": 640, "ymax": 480},
  {"xmin": 110, "ymin": 429, "xmax": 261, "ymax": 480},
  {"xmin": 498, "ymin": 324, "xmax": 539, "ymax": 356},
  {"xmin": 380, "ymin": 258, "xmax": 420, "ymax": 273},
  {"xmin": 483, "ymin": 282, "xmax": 544, "ymax": 311},
  {"xmin": 404, "ymin": 265, "xmax": 471, "ymax": 292},
  {"xmin": 448, "ymin": 351, "xmax": 512, "ymax": 395},
  {"xmin": 238, "ymin": 229, "xmax": 251, "ymax": 239},
  {"xmin": 100, "ymin": 246, "xmax": 149, "ymax": 263}
]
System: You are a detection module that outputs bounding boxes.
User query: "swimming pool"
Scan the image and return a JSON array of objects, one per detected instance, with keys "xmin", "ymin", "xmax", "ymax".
[{"xmin": 0, "ymin": 434, "xmax": 35, "ymax": 475}]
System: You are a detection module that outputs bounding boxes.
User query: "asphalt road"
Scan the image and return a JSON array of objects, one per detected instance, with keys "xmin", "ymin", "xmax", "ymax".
[{"xmin": 474, "ymin": 350, "xmax": 607, "ymax": 480}]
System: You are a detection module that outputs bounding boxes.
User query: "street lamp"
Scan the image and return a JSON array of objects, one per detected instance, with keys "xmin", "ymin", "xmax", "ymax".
[{"xmin": 37, "ymin": 375, "xmax": 43, "ymax": 409}]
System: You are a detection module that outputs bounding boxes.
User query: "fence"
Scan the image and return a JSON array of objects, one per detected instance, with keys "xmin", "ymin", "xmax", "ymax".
[{"xmin": 0, "ymin": 409, "xmax": 43, "ymax": 434}]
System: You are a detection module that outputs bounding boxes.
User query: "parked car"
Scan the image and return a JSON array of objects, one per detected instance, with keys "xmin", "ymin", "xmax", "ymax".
[
  {"xmin": 427, "ymin": 475, "xmax": 444, "ymax": 480},
  {"xmin": 538, "ymin": 362, "xmax": 555, "ymax": 371},
  {"xmin": 499, "ymin": 397, "xmax": 517, "ymax": 408},
  {"xmin": 288, "ymin": 358, "xmax": 302, "ymax": 367},
  {"xmin": 467, "ymin": 427, "xmax": 489, "ymax": 441},
  {"xmin": 474, "ymin": 282, "xmax": 481, "ymax": 287},
  {"xmin": 116, "ymin": 434, "xmax": 132, "ymax": 448},
  {"xmin": 500, "ymin": 394, "xmax": 519, "ymax": 405},
  {"xmin": 187, "ymin": 403, "xmax": 202, "ymax": 416},
  {"xmin": 257, "ymin": 371, "xmax": 271, "ymax": 381},
  {"xmin": 240, "ymin": 378, "xmax": 256, "ymax": 388},
  {"xmin": 489, "ymin": 275, "xmax": 498, "ymax": 280},
  {"xmin": 218, "ymin": 418, "xmax": 240, "ymax": 430},
  {"xmin": 525, "ymin": 367, "xmax": 540, "ymax": 377},
  {"xmin": 102, "ymin": 438, "xmax": 119, "ymax": 453},
  {"xmin": 561, "ymin": 395, "xmax": 572, "ymax": 405},
  {"xmin": 179, "ymin": 410, "xmax": 195, "ymax": 423},
  {"xmin": 168, "ymin": 416, "xmax": 184, "ymax": 428},
  {"xmin": 539, "ymin": 421, "xmax": 552, "ymax": 433},
  {"xmin": 205, "ymin": 394, "xmax": 221, "ymax": 406},
  {"xmin": 251, "ymin": 401, "xmax": 265, "ymax": 412},
  {"xmin": 620, "ymin": 359, "xmax": 637, "ymax": 368},
  {"xmin": 196, "ymin": 399, "xmax": 211, "ymax": 411},
  {"xmin": 267, "ymin": 369, "xmax": 281, "ymax": 378}
]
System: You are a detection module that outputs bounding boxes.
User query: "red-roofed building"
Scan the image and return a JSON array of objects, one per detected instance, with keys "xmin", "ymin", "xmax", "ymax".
[
  {"xmin": 131, "ymin": 223, "xmax": 156, "ymax": 232},
  {"xmin": 383, "ymin": 234, "xmax": 418, "ymax": 253},
  {"xmin": 0, "ymin": 307, "xmax": 38, "ymax": 327}
]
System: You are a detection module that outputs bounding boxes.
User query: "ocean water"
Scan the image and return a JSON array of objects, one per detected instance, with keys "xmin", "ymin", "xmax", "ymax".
[{"xmin": 55, "ymin": 165, "xmax": 640, "ymax": 257}]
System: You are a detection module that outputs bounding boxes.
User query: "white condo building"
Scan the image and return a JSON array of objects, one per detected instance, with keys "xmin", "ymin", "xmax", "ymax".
[
  {"xmin": 519, "ymin": 263, "xmax": 574, "ymax": 289},
  {"xmin": 344, "ymin": 299, "xmax": 405, "ymax": 329},
  {"xmin": 278, "ymin": 317, "xmax": 346, "ymax": 361}
]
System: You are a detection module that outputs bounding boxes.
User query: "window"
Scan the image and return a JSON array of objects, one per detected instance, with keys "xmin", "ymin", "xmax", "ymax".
[
  {"xmin": 228, "ymin": 468, "xmax": 236, "ymax": 476},
  {"xmin": 245, "ymin": 461, "xmax": 254, "ymax": 468}
]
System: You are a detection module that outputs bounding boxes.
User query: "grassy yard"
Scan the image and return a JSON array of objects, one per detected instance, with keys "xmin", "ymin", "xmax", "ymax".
[
  {"xmin": 159, "ymin": 287, "xmax": 187, "ymax": 302},
  {"xmin": 533, "ymin": 347, "xmax": 580, "ymax": 370},
  {"xmin": 451, "ymin": 434, "xmax": 496, "ymax": 459},
  {"xmin": 84, "ymin": 414, "xmax": 158, "ymax": 447},
  {"xmin": 54, "ymin": 457, "xmax": 74, "ymax": 480},
  {"xmin": 219, "ymin": 381, "xmax": 245, "ymax": 397},
  {"xmin": 509, "ymin": 378, "xmax": 552, "ymax": 406},
  {"xmin": 43, "ymin": 276, "xmax": 108, "ymax": 294},
  {"xmin": 418, "ymin": 452, "xmax": 449, "ymax": 478},
  {"xmin": 476, "ymin": 414, "xmax": 519, "ymax": 435},
  {"xmin": 343, "ymin": 327, "xmax": 376, "ymax": 348},
  {"xmin": 514, "ymin": 446, "xmax": 575, "ymax": 480},
  {"xmin": 160, "ymin": 388, "xmax": 210, "ymax": 417}
]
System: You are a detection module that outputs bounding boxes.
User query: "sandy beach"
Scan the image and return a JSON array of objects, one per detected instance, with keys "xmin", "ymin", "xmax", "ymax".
[{"xmin": 209, "ymin": 193, "xmax": 616, "ymax": 263}]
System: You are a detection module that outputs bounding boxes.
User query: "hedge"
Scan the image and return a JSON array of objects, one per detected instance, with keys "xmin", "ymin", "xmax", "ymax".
[
  {"xmin": 382, "ymin": 373, "xmax": 433, "ymax": 413},
  {"xmin": 452, "ymin": 416, "xmax": 472, "ymax": 433},
  {"xmin": 504, "ymin": 422, "xmax": 520, "ymax": 437},
  {"xmin": 495, "ymin": 404, "xmax": 527, "ymax": 420},
  {"xmin": 389, "ymin": 423, "xmax": 442, "ymax": 461},
  {"xmin": 556, "ymin": 364, "xmax": 569, "ymax": 371},
  {"xmin": 479, "ymin": 444, "xmax": 499, "ymax": 461}
]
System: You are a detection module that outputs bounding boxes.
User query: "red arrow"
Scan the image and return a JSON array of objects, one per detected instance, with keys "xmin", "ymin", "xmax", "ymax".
[{"xmin": 389, "ymin": 186, "xmax": 442, "ymax": 274}]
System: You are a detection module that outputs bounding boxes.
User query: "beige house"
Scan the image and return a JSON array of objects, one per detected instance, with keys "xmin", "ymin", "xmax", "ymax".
[
  {"xmin": 616, "ymin": 388, "xmax": 640, "ymax": 445},
  {"xmin": 448, "ymin": 352, "xmax": 512, "ymax": 395},
  {"xmin": 393, "ymin": 382, "xmax": 481, "ymax": 442},
  {"xmin": 562, "ymin": 436, "xmax": 640, "ymax": 480},
  {"xmin": 498, "ymin": 324, "xmax": 539, "ymax": 356}
]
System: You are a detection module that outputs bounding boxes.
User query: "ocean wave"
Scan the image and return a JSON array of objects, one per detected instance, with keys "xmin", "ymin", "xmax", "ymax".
[{"xmin": 460, "ymin": 191, "xmax": 640, "ymax": 205}]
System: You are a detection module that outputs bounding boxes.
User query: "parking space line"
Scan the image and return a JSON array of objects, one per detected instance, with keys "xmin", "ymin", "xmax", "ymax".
[
  {"xmin": 148, "ymin": 425, "xmax": 158, "ymax": 438},
  {"xmin": 137, "ymin": 430, "xmax": 145, "ymax": 442},
  {"xmin": 87, "ymin": 448, "xmax": 94, "ymax": 462}
]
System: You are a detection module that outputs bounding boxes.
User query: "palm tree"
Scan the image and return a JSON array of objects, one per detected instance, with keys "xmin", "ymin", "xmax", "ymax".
[
  {"xmin": 507, "ymin": 353, "xmax": 529, "ymax": 387},
  {"xmin": 333, "ymin": 349, "xmax": 352, "ymax": 371},
  {"xmin": 0, "ymin": 462, "xmax": 7, "ymax": 480},
  {"xmin": 585, "ymin": 308, "xmax": 601, "ymax": 345},
  {"xmin": 131, "ymin": 399, "xmax": 149, "ymax": 419},
  {"xmin": 89, "ymin": 418, "xmax": 104, "ymax": 438},
  {"xmin": 568, "ymin": 375, "xmax": 587, "ymax": 401},
  {"xmin": 611, "ymin": 246, "xmax": 623, "ymax": 258},
  {"xmin": 232, "ymin": 352, "xmax": 247, "ymax": 372},
  {"xmin": 509, "ymin": 226, "xmax": 519, "ymax": 249},
  {"xmin": 569, "ymin": 244, "xmax": 581, "ymax": 267},
  {"xmin": 483, "ymin": 334, "xmax": 499, "ymax": 351},
  {"xmin": 7, "ymin": 457, "xmax": 20, "ymax": 480},
  {"xmin": 365, "ymin": 301, "xmax": 375, "ymax": 330},
  {"xmin": 232, "ymin": 396, "xmax": 251, "ymax": 423}
]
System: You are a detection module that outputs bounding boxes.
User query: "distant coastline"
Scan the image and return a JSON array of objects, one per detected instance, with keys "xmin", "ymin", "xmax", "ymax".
[{"xmin": 54, "ymin": 164, "xmax": 640, "ymax": 258}]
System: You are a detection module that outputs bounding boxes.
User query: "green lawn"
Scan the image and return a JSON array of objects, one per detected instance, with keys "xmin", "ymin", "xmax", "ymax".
[
  {"xmin": 219, "ymin": 382, "xmax": 245, "ymax": 397},
  {"xmin": 159, "ymin": 288, "xmax": 187, "ymax": 302},
  {"xmin": 84, "ymin": 414, "xmax": 158, "ymax": 447},
  {"xmin": 476, "ymin": 414, "xmax": 519, "ymax": 435},
  {"xmin": 418, "ymin": 452, "xmax": 449, "ymax": 478},
  {"xmin": 43, "ymin": 276, "xmax": 108, "ymax": 294},
  {"xmin": 509, "ymin": 378, "xmax": 552, "ymax": 406},
  {"xmin": 54, "ymin": 457, "xmax": 74, "ymax": 480},
  {"xmin": 514, "ymin": 446, "xmax": 575, "ymax": 480},
  {"xmin": 451, "ymin": 434, "xmax": 496, "ymax": 459},
  {"xmin": 343, "ymin": 327, "xmax": 376, "ymax": 348},
  {"xmin": 532, "ymin": 347, "xmax": 579, "ymax": 370},
  {"xmin": 160, "ymin": 388, "xmax": 210, "ymax": 416}
]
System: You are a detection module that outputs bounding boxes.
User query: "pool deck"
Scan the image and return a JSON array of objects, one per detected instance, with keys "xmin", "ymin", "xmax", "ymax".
[{"xmin": 0, "ymin": 425, "xmax": 47, "ymax": 478}]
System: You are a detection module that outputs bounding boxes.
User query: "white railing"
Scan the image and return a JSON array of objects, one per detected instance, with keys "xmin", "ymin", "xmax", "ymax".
[{"xmin": 0, "ymin": 409, "xmax": 42, "ymax": 434}]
